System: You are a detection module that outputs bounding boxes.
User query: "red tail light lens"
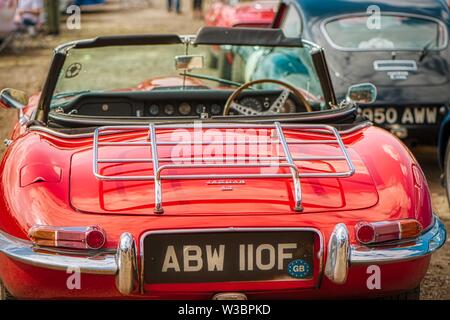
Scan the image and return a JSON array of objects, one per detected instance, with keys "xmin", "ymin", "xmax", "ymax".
[
  {"xmin": 355, "ymin": 223, "xmax": 376, "ymax": 244},
  {"xmin": 355, "ymin": 219, "xmax": 422, "ymax": 245},
  {"xmin": 29, "ymin": 226, "xmax": 106, "ymax": 250},
  {"xmin": 85, "ymin": 228, "xmax": 106, "ymax": 249}
]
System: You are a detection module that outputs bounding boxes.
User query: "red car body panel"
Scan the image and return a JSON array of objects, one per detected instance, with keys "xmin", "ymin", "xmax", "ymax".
[
  {"xmin": 1, "ymin": 120, "xmax": 433, "ymax": 238},
  {"xmin": 70, "ymin": 130, "xmax": 379, "ymax": 216},
  {"xmin": 205, "ymin": 1, "xmax": 277, "ymax": 28}
]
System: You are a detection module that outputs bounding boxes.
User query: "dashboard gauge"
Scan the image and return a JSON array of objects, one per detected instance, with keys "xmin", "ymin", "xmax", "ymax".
[
  {"xmin": 164, "ymin": 104, "xmax": 175, "ymax": 115},
  {"xmin": 279, "ymin": 99, "xmax": 297, "ymax": 113},
  {"xmin": 210, "ymin": 104, "xmax": 222, "ymax": 115},
  {"xmin": 178, "ymin": 102, "xmax": 192, "ymax": 116},
  {"xmin": 149, "ymin": 104, "xmax": 160, "ymax": 116},
  {"xmin": 239, "ymin": 97, "xmax": 263, "ymax": 112},
  {"xmin": 263, "ymin": 98, "xmax": 271, "ymax": 110},
  {"xmin": 195, "ymin": 104, "xmax": 206, "ymax": 115}
]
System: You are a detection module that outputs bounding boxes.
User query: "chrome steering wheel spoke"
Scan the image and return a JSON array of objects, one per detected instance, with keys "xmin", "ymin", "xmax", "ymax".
[
  {"xmin": 268, "ymin": 89, "xmax": 291, "ymax": 113},
  {"xmin": 229, "ymin": 101, "xmax": 263, "ymax": 116},
  {"xmin": 223, "ymin": 79, "xmax": 313, "ymax": 115}
]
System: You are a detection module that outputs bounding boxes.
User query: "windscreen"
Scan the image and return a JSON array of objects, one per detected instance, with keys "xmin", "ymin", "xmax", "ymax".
[{"xmin": 52, "ymin": 42, "xmax": 326, "ymax": 107}]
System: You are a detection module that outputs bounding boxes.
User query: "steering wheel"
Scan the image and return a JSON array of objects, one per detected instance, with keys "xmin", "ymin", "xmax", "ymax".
[{"xmin": 223, "ymin": 79, "xmax": 313, "ymax": 116}]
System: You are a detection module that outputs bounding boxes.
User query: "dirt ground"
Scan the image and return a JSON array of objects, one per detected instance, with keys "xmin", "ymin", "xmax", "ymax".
[{"xmin": 0, "ymin": 0, "xmax": 448, "ymax": 299}]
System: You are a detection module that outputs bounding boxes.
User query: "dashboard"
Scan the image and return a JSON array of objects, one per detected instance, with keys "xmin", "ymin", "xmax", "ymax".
[
  {"xmin": 54, "ymin": 90, "xmax": 301, "ymax": 118},
  {"xmin": 142, "ymin": 96, "xmax": 296, "ymax": 117}
]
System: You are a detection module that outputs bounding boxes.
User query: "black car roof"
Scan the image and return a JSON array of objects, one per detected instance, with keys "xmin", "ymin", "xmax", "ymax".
[{"xmin": 287, "ymin": 0, "xmax": 449, "ymax": 23}]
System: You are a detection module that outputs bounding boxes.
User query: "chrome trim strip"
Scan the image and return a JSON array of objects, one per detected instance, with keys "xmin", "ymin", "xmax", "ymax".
[
  {"xmin": 93, "ymin": 123, "xmax": 355, "ymax": 213},
  {"xmin": 0, "ymin": 230, "xmax": 117, "ymax": 275},
  {"xmin": 325, "ymin": 223, "xmax": 350, "ymax": 284},
  {"xmin": 302, "ymin": 39, "xmax": 322, "ymax": 51},
  {"xmin": 350, "ymin": 215, "xmax": 447, "ymax": 265},
  {"xmin": 29, "ymin": 121, "xmax": 372, "ymax": 139},
  {"xmin": 139, "ymin": 227, "xmax": 325, "ymax": 291},
  {"xmin": 97, "ymin": 139, "xmax": 341, "ymax": 146},
  {"xmin": 320, "ymin": 12, "xmax": 449, "ymax": 52},
  {"xmin": 99, "ymin": 155, "xmax": 347, "ymax": 163},
  {"xmin": 47, "ymin": 105, "xmax": 359, "ymax": 126},
  {"xmin": 373, "ymin": 60, "xmax": 418, "ymax": 72}
]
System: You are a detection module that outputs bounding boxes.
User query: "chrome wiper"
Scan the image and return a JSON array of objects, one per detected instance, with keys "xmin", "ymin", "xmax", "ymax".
[
  {"xmin": 52, "ymin": 90, "xmax": 91, "ymax": 100},
  {"xmin": 183, "ymin": 73, "xmax": 244, "ymax": 88},
  {"xmin": 419, "ymin": 36, "xmax": 437, "ymax": 62}
]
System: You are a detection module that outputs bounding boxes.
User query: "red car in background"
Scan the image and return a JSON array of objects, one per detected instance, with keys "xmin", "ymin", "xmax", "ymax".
[
  {"xmin": 205, "ymin": 0, "xmax": 278, "ymax": 77},
  {"xmin": 205, "ymin": 0, "xmax": 278, "ymax": 28}
]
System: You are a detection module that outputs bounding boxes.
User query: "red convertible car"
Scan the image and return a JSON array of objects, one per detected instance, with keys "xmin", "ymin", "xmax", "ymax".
[{"xmin": 0, "ymin": 27, "xmax": 446, "ymax": 300}]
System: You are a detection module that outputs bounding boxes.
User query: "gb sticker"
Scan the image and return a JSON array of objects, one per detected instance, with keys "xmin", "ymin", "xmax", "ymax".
[{"xmin": 287, "ymin": 259, "xmax": 312, "ymax": 279}]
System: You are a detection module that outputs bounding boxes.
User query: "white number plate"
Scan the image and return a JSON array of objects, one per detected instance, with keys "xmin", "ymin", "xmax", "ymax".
[{"xmin": 360, "ymin": 106, "xmax": 439, "ymax": 125}]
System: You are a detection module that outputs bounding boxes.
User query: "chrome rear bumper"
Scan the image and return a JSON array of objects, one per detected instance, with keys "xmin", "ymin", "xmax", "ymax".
[
  {"xmin": 325, "ymin": 215, "xmax": 447, "ymax": 284},
  {"xmin": 0, "ymin": 215, "xmax": 446, "ymax": 293},
  {"xmin": 351, "ymin": 216, "xmax": 446, "ymax": 264},
  {"xmin": 0, "ymin": 232, "xmax": 137, "ymax": 294}
]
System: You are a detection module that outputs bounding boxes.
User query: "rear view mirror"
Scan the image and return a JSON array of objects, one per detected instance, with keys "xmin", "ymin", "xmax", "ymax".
[
  {"xmin": 175, "ymin": 55, "xmax": 205, "ymax": 71},
  {"xmin": 346, "ymin": 83, "xmax": 377, "ymax": 104},
  {"xmin": 0, "ymin": 88, "xmax": 29, "ymax": 110}
]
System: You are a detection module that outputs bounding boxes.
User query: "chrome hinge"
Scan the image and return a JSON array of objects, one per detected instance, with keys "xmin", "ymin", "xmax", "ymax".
[
  {"xmin": 19, "ymin": 114, "xmax": 29, "ymax": 126},
  {"xmin": 3, "ymin": 139, "xmax": 13, "ymax": 147}
]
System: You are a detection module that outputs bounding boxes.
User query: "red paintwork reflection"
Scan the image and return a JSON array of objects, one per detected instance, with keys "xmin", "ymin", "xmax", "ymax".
[
  {"xmin": 20, "ymin": 164, "xmax": 62, "ymax": 187},
  {"xmin": 138, "ymin": 77, "xmax": 208, "ymax": 90}
]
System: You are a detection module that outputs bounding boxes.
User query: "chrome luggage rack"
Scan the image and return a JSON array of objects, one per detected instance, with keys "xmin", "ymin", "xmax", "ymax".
[{"xmin": 93, "ymin": 122, "xmax": 355, "ymax": 214}]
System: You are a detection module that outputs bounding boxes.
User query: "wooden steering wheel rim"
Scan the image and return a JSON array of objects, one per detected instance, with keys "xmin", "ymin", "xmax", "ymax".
[{"xmin": 223, "ymin": 79, "xmax": 314, "ymax": 116}]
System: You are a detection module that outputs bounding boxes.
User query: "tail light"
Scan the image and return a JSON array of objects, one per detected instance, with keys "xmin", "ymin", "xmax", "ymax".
[
  {"xmin": 355, "ymin": 219, "xmax": 422, "ymax": 245},
  {"xmin": 29, "ymin": 225, "xmax": 106, "ymax": 250}
]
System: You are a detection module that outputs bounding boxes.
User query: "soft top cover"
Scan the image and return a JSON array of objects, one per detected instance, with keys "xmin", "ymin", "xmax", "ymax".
[
  {"xmin": 194, "ymin": 27, "xmax": 303, "ymax": 47},
  {"xmin": 58, "ymin": 27, "xmax": 303, "ymax": 51}
]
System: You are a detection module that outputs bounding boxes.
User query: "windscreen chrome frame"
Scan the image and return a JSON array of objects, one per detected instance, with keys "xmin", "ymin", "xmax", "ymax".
[{"xmin": 36, "ymin": 29, "xmax": 333, "ymax": 124}]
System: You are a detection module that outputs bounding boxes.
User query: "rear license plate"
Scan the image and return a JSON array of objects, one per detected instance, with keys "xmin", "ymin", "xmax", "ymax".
[
  {"xmin": 143, "ymin": 230, "xmax": 315, "ymax": 284},
  {"xmin": 360, "ymin": 106, "xmax": 440, "ymax": 125}
]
